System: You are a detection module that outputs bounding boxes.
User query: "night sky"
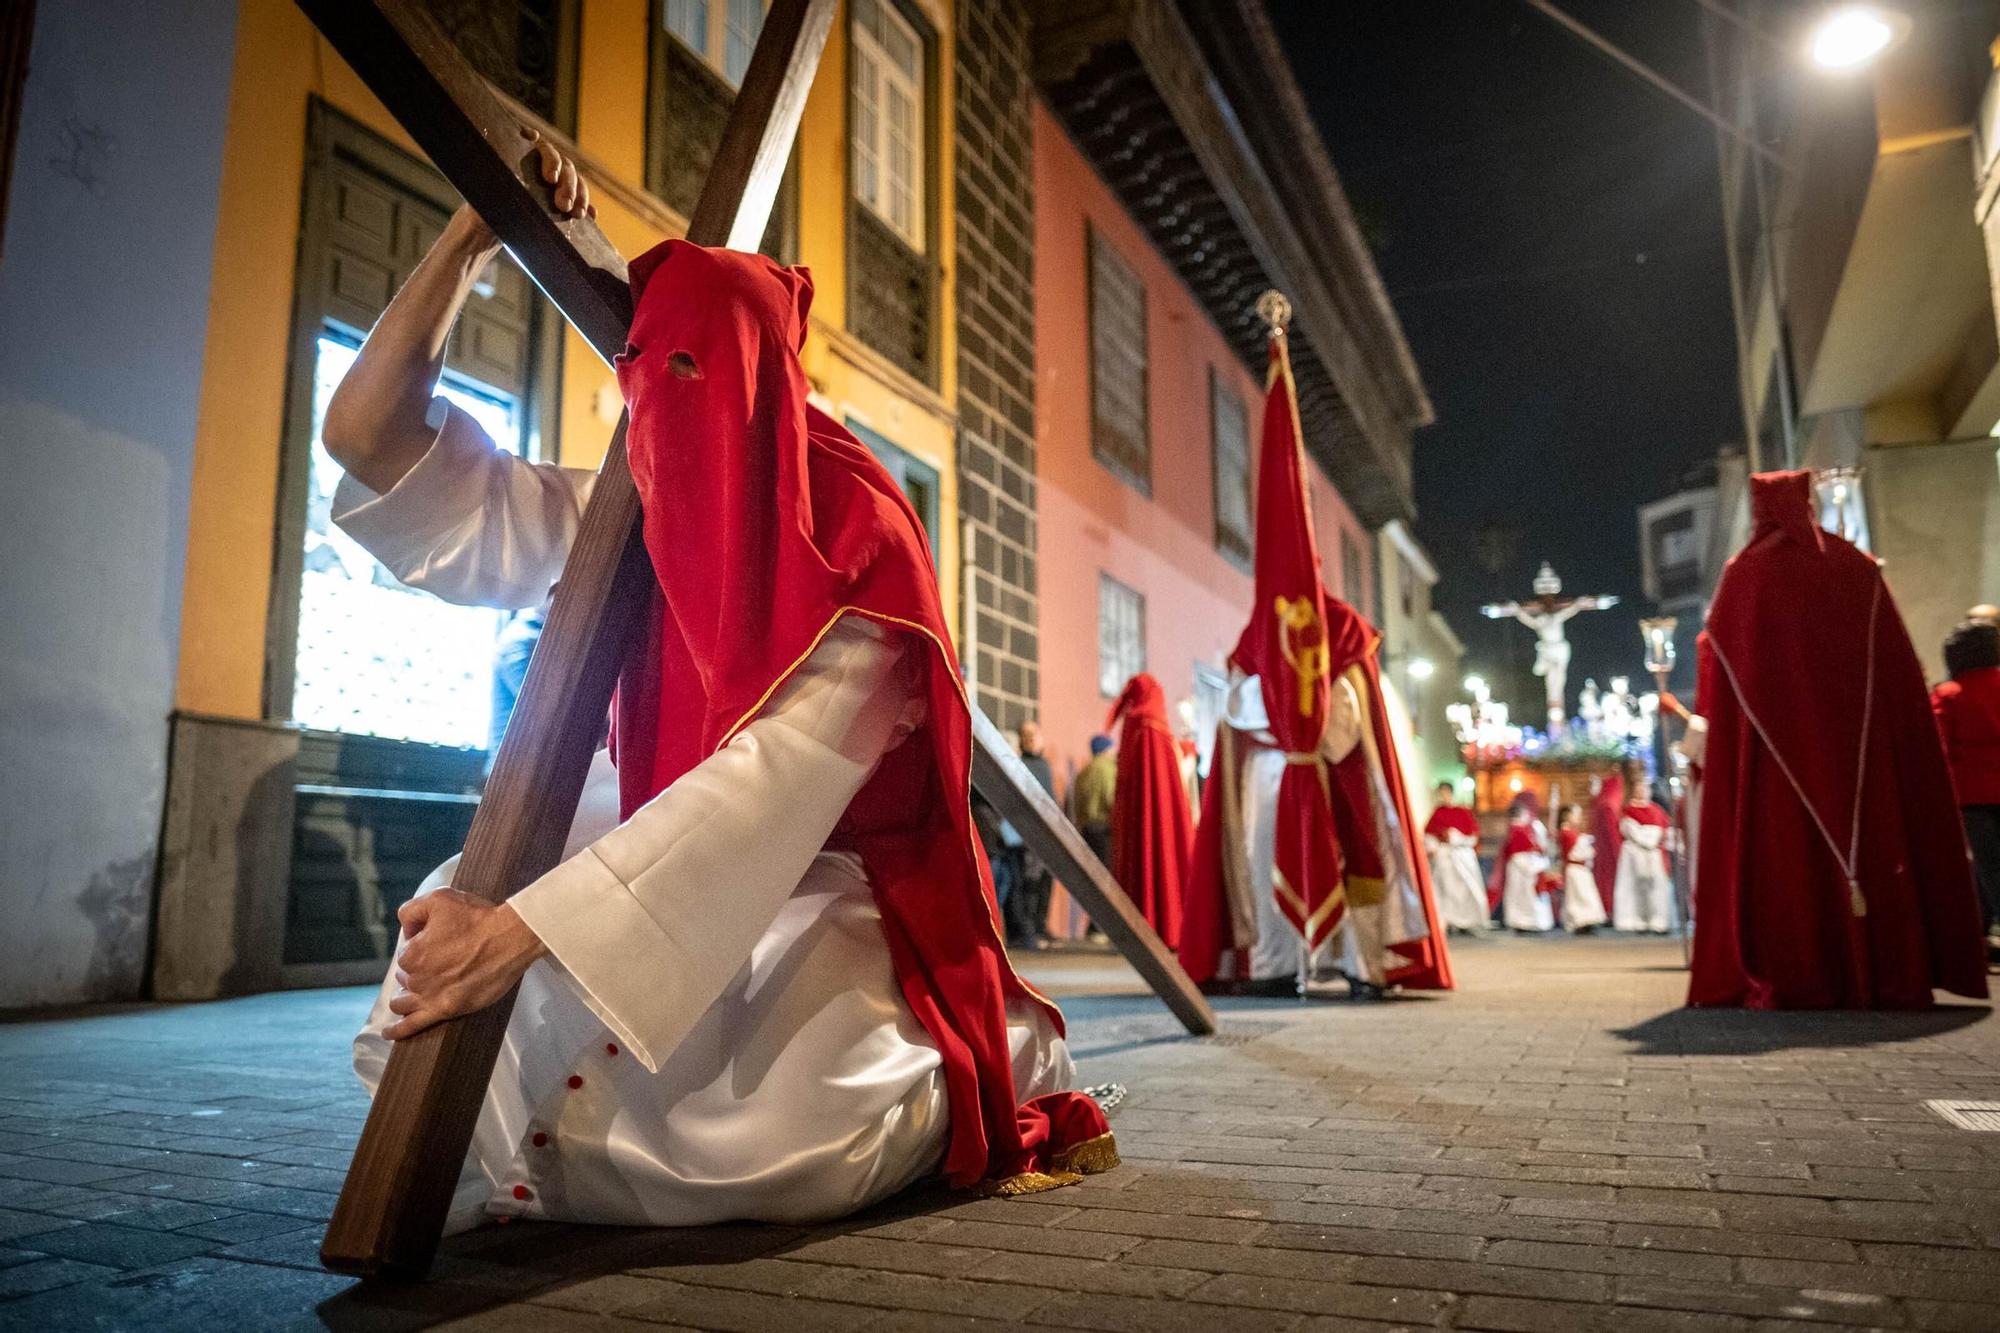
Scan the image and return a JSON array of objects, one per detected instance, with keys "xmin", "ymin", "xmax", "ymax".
[{"xmin": 1267, "ymin": 0, "xmax": 1743, "ymax": 719}]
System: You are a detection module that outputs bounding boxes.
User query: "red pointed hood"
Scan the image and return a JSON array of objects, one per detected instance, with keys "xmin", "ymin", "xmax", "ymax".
[{"xmin": 613, "ymin": 239, "xmax": 1110, "ymax": 1191}]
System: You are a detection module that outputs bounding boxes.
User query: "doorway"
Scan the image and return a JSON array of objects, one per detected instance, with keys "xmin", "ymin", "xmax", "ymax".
[{"xmin": 269, "ymin": 103, "xmax": 560, "ymax": 983}]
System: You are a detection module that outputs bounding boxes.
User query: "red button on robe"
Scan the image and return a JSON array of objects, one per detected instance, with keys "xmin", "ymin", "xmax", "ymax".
[
  {"xmin": 1689, "ymin": 470, "xmax": 1987, "ymax": 1010},
  {"xmin": 611, "ymin": 240, "xmax": 1111, "ymax": 1189},
  {"xmin": 1107, "ymin": 674, "xmax": 1192, "ymax": 948}
]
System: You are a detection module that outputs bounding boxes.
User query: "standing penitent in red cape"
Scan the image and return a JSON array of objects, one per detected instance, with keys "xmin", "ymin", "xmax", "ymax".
[
  {"xmin": 1590, "ymin": 770, "xmax": 1625, "ymax": 910},
  {"xmin": 1689, "ymin": 470, "xmax": 1988, "ymax": 1009},
  {"xmin": 1107, "ymin": 674, "xmax": 1192, "ymax": 947},
  {"xmin": 614, "ymin": 241, "xmax": 1114, "ymax": 1187},
  {"xmin": 1178, "ymin": 317, "xmax": 1452, "ymax": 991}
]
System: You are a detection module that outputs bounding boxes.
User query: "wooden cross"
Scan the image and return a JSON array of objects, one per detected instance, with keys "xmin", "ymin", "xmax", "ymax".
[{"xmin": 303, "ymin": 0, "xmax": 1214, "ymax": 1280}]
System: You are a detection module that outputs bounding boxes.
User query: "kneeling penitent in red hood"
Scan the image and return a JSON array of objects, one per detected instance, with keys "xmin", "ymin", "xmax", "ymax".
[{"xmin": 613, "ymin": 239, "xmax": 1113, "ymax": 1189}]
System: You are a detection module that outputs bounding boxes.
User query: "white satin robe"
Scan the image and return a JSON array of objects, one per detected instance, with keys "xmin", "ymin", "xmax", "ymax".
[
  {"xmin": 1500, "ymin": 824, "xmax": 1554, "ymax": 932},
  {"xmin": 334, "ymin": 403, "xmax": 1074, "ymax": 1233},
  {"xmin": 1559, "ymin": 833, "xmax": 1608, "ymax": 930},
  {"xmin": 1613, "ymin": 815, "xmax": 1674, "ymax": 933},
  {"xmin": 1214, "ymin": 673, "xmax": 1430, "ymax": 986},
  {"xmin": 1425, "ymin": 827, "xmax": 1487, "ymax": 933}
]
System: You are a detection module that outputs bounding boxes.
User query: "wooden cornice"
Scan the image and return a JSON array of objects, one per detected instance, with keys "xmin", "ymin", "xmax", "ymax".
[{"xmin": 1027, "ymin": 0, "xmax": 1426, "ymax": 526}]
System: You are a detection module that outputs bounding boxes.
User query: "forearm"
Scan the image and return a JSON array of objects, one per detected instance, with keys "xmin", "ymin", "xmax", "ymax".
[{"xmin": 323, "ymin": 208, "xmax": 500, "ymax": 494}]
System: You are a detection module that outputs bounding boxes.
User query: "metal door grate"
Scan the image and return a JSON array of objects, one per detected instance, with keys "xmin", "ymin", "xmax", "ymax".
[{"xmin": 1924, "ymin": 1099, "xmax": 2000, "ymax": 1131}]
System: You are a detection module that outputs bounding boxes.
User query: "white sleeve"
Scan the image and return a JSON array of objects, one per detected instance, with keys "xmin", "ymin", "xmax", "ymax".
[
  {"xmin": 1621, "ymin": 816, "xmax": 1662, "ymax": 849},
  {"xmin": 331, "ymin": 400, "xmax": 595, "ymax": 609},
  {"xmin": 507, "ymin": 618, "xmax": 923, "ymax": 1072},
  {"xmin": 1320, "ymin": 675, "xmax": 1363, "ymax": 763}
]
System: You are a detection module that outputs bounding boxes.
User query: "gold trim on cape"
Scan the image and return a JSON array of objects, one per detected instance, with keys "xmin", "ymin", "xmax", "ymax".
[{"xmin": 977, "ymin": 1132, "xmax": 1122, "ymax": 1197}]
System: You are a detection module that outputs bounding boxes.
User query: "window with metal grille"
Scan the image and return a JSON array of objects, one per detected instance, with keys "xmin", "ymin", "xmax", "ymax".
[
  {"xmin": 1090, "ymin": 228, "xmax": 1150, "ymax": 493},
  {"xmin": 647, "ymin": 0, "xmax": 795, "ymax": 260},
  {"xmin": 1212, "ymin": 369, "xmax": 1251, "ymax": 567},
  {"xmin": 850, "ymin": 0, "xmax": 925, "ymax": 249},
  {"xmin": 844, "ymin": 0, "xmax": 936, "ymax": 385},
  {"xmin": 1098, "ymin": 575, "xmax": 1146, "ymax": 699},
  {"xmin": 422, "ymin": 0, "xmax": 579, "ymax": 131},
  {"xmin": 662, "ymin": 0, "xmax": 763, "ymax": 85}
]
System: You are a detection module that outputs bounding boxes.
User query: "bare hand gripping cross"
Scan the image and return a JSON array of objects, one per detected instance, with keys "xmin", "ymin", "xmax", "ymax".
[{"xmin": 302, "ymin": 0, "xmax": 1212, "ymax": 1280}]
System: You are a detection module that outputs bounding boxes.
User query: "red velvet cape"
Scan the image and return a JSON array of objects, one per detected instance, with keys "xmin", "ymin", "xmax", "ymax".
[
  {"xmin": 1559, "ymin": 827, "xmax": 1582, "ymax": 866},
  {"xmin": 1107, "ymin": 674, "xmax": 1191, "ymax": 948},
  {"xmin": 1590, "ymin": 772, "xmax": 1624, "ymax": 907},
  {"xmin": 1488, "ymin": 820, "xmax": 1543, "ymax": 913},
  {"xmin": 612, "ymin": 240, "xmax": 1111, "ymax": 1186},
  {"xmin": 1336, "ymin": 621, "xmax": 1454, "ymax": 989},
  {"xmin": 1689, "ymin": 470, "xmax": 1987, "ymax": 1009},
  {"xmin": 1623, "ymin": 801, "xmax": 1669, "ymax": 837},
  {"xmin": 1425, "ymin": 805, "xmax": 1479, "ymax": 841}
]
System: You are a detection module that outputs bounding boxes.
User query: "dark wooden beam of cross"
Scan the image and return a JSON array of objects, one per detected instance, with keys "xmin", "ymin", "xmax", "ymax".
[{"xmin": 303, "ymin": 0, "xmax": 1213, "ymax": 1280}]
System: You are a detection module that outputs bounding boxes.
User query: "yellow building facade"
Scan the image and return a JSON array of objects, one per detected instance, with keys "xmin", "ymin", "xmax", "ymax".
[
  {"xmin": 179, "ymin": 0, "xmax": 959, "ymax": 721},
  {"xmin": 151, "ymin": 0, "xmax": 962, "ymax": 998}
]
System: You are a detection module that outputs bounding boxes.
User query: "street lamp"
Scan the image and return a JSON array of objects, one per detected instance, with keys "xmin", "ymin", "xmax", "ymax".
[
  {"xmin": 1408, "ymin": 657, "xmax": 1435, "ymax": 681},
  {"xmin": 1807, "ymin": 5, "xmax": 1909, "ymax": 71}
]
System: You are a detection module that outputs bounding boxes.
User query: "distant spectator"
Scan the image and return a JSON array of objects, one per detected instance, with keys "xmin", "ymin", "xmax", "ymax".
[
  {"xmin": 1002, "ymin": 720, "xmax": 1057, "ymax": 947},
  {"xmin": 488, "ymin": 605, "xmax": 545, "ymax": 758},
  {"xmin": 1068, "ymin": 735, "xmax": 1118, "ymax": 942},
  {"xmin": 1933, "ymin": 618, "xmax": 2000, "ymax": 953}
]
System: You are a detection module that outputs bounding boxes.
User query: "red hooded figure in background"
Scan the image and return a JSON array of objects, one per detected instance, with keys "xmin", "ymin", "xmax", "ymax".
[
  {"xmin": 1107, "ymin": 673, "xmax": 1192, "ymax": 947},
  {"xmin": 1590, "ymin": 769, "xmax": 1625, "ymax": 909},
  {"xmin": 613, "ymin": 240, "xmax": 1112, "ymax": 1189},
  {"xmin": 1689, "ymin": 470, "xmax": 1987, "ymax": 1009}
]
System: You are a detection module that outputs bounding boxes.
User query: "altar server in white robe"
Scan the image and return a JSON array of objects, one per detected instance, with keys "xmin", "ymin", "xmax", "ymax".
[
  {"xmin": 1613, "ymin": 779, "xmax": 1675, "ymax": 934},
  {"xmin": 1496, "ymin": 799, "xmax": 1555, "ymax": 933},
  {"xmin": 321, "ymin": 154, "xmax": 1097, "ymax": 1234},
  {"xmin": 1556, "ymin": 804, "xmax": 1608, "ymax": 932},
  {"xmin": 1423, "ymin": 783, "xmax": 1488, "ymax": 933}
]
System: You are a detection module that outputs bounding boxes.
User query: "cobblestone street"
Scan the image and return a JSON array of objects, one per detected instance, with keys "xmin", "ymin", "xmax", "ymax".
[{"xmin": 1, "ymin": 935, "xmax": 1997, "ymax": 1331}]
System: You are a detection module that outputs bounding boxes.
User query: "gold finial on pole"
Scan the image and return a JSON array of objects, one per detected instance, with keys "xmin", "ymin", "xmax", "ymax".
[{"xmin": 1256, "ymin": 288, "xmax": 1292, "ymax": 339}]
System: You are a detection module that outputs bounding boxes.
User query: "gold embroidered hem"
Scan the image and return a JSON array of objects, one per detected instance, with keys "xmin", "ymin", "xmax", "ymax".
[
  {"xmin": 1345, "ymin": 872, "xmax": 1388, "ymax": 909},
  {"xmin": 1053, "ymin": 1131, "xmax": 1120, "ymax": 1177},
  {"xmin": 976, "ymin": 1131, "xmax": 1121, "ymax": 1197}
]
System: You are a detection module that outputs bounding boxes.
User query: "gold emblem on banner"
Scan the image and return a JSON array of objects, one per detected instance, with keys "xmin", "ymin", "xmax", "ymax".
[{"xmin": 1274, "ymin": 595, "xmax": 1329, "ymax": 717}]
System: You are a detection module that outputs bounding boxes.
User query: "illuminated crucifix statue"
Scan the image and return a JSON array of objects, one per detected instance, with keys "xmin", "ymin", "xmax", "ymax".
[{"xmin": 1482, "ymin": 562, "xmax": 1618, "ymax": 729}]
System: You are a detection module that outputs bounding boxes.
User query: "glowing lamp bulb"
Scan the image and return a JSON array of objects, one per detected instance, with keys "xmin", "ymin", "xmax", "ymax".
[
  {"xmin": 1409, "ymin": 658, "xmax": 1435, "ymax": 681},
  {"xmin": 1810, "ymin": 6, "xmax": 1900, "ymax": 70}
]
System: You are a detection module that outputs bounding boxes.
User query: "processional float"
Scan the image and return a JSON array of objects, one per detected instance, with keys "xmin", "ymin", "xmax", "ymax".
[{"xmin": 298, "ymin": 0, "xmax": 1212, "ymax": 1280}]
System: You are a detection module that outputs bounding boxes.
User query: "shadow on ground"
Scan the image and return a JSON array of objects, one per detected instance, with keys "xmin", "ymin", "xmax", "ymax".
[{"xmin": 1612, "ymin": 1001, "xmax": 1990, "ymax": 1056}]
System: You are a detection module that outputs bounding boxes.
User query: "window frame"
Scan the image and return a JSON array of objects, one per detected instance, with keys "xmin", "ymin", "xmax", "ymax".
[
  {"xmin": 661, "ymin": 0, "xmax": 763, "ymax": 86},
  {"xmin": 848, "ymin": 0, "xmax": 927, "ymax": 251},
  {"xmin": 1097, "ymin": 573, "xmax": 1147, "ymax": 699},
  {"xmin": 1087, "ymin": 224, "xmax": 1152, "ymax": 495},
  {"xmin": 1210, "ymin": 367, "xmax": 1251, "ymax": 569},
  {"xmin": 270, "ymin": 100, "xmax": 560, "ymax": 726},
  {"xmin": 845, "ymin": 416, "xmax": 941, "ymax": 556}
]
